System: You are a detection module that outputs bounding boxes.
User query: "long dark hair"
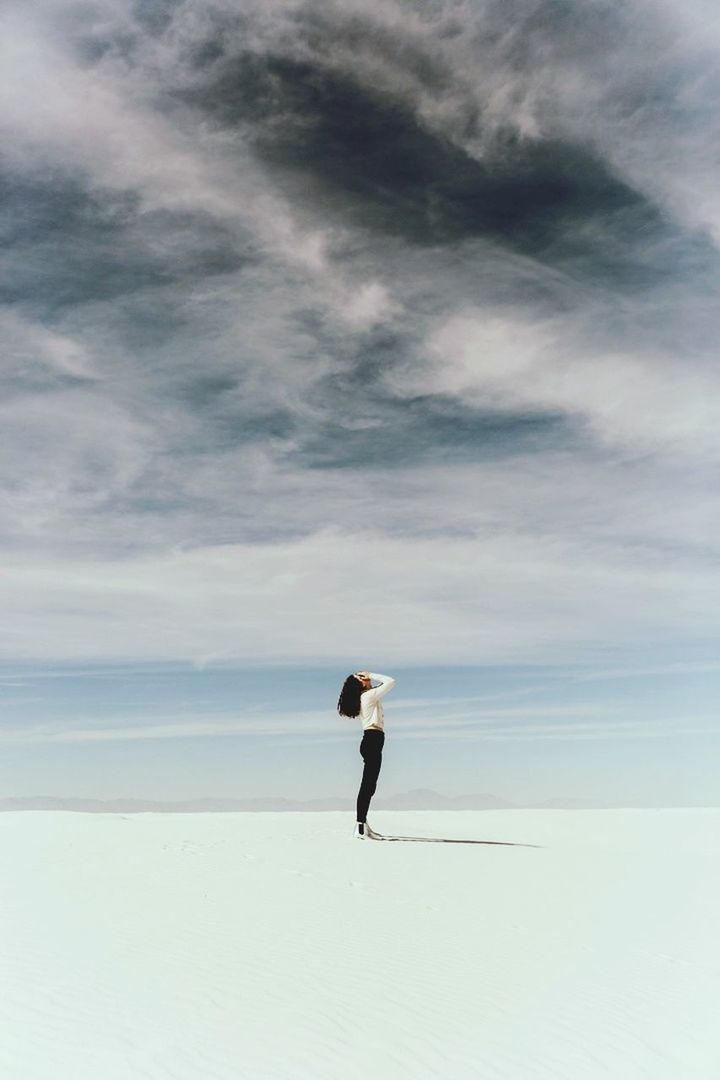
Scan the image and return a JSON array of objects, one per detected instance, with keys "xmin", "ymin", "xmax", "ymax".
[{"xmin": 337, "ymin": 674, "xmax": 364, "ymax": 718}]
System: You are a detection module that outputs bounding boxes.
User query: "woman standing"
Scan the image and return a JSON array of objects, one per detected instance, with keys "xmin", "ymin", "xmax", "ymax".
[{"xmin": 337, "ymin": 670, "xmax": 396, "ymax": 839}]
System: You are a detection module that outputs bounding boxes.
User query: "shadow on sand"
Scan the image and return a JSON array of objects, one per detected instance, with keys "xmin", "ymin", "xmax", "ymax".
[{"xmin": 373, "ymin": 833, "xmax": 541, "ymax": 847}]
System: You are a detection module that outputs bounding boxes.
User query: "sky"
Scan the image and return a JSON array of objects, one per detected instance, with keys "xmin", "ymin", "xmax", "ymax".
[{"xmin": 0, "ymin": 0, "xmax": 718, "ymax": 804}]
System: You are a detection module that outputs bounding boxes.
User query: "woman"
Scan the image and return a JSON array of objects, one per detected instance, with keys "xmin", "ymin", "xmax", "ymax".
[{"xmin": 337, "ymin": 670, "xmax": 396, "ymax": 839}]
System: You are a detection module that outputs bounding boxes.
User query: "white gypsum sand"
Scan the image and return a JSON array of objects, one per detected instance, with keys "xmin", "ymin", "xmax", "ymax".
[{"xmin": 0, "ymin": 810, "xmax": 718, "ymax": 1080}]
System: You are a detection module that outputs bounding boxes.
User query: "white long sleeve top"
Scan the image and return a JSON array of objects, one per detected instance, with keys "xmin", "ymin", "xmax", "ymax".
[{"xmin": 359, "ymin": 673, "xmax": 396, "ymax": 732}]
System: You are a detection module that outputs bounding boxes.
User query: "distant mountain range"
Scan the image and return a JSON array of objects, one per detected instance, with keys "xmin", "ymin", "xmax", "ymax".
[{"xmin": 0, "ymin": 790, "xmax": 665, "ymax": 812}]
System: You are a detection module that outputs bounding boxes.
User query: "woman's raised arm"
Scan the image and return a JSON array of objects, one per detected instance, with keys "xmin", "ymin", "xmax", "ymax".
[{"xmin": 363, "ymin": 672, "xmax": 396, "ymax": 706}]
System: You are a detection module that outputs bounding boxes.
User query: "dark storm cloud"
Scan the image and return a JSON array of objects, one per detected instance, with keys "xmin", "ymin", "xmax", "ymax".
[
  {"xmin": 215, "ymin": 58, "xmax": 654, "ymax": 251},
  {"xmin": 171, "ymin": 26, "xmax": 676, "ymax": 288}
]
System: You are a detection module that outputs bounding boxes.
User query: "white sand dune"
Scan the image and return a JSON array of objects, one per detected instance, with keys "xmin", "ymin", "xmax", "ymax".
[{"xmin": 0, "ymin": 810, "xmax": 718, "ymax": 1080}]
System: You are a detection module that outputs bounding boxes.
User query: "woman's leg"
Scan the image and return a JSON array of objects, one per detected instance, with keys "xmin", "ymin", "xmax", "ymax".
[{"xmin": 356, "ymin": 732, "xmax": 384, "ymax": 823}]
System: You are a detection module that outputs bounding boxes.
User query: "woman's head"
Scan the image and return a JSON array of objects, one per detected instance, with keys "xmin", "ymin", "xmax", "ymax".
[{"xmin": 337, "ymin": 672, "xmax": 370, "ymax": 718}]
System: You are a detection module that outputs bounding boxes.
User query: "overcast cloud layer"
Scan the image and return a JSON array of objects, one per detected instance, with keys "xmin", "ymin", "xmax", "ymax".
[{"xmin": 1, "ymin": 0, "xmax": 718, "ymax": 666}]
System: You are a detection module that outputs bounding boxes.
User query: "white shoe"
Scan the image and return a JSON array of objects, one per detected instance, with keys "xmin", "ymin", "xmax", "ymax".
[{"xmin": 354, "ymin": 822, "xmax": 369, "ymax": 839}]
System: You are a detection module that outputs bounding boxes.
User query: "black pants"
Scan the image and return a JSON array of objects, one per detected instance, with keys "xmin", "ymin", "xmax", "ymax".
[{"xmin": 356, "ymin": 729, "xmax": 385, "ymax": 823}]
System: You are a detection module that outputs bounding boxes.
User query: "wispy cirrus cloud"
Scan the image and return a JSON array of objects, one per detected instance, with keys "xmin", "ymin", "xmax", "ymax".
[{"xmin": 0, "ymin": 705, "xmax": 712, "ymax": 745}]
